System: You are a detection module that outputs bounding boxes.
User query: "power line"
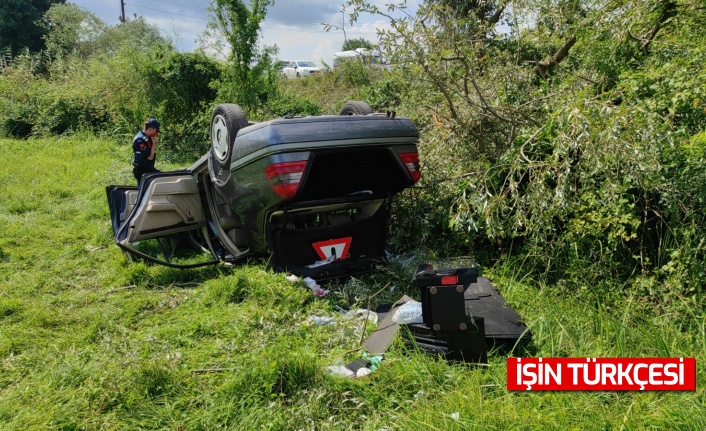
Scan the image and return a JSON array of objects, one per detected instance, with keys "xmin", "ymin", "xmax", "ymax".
[
  {"xmin": 263, "ymin": 24, "xmax": 377, "ymax": 35},
  {"xmin": 124, "ymin": 0, "xmax": 382, "ymax": 36},
  {"xmin": 125, "ymin": 2, "xmax": 376, "ymax": 33},
  {"xmin": 268, "ymin": 17, "xmax": 327, "ymax": 26},
  {"xmin": 148, "ymin": 0, "xmax": 207, "ymax": 11},
  {"xmin": 125, "ymin": 2, "xmax": 209, "ymax": 20},
  {"xmin": 133, "ymin": 0, "xmax": 331, "ymax": 26}
]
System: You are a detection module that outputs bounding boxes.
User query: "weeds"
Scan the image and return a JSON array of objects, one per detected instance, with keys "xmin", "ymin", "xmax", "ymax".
[{"xmin": 0, "ymin": 136, "xmax": 704, "ymax": 430}]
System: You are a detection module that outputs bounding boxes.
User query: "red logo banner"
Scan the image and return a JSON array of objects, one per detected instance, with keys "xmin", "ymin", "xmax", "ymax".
[{"xmin": 507, "ymin": 357, "xmax": 696, "ymax": 391}]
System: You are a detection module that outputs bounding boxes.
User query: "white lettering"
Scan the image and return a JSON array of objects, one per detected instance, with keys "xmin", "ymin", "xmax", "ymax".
[
  {"xmin": 568, "ymin": 363, "xmax": 582, "ymax": 385},
  {"xmin": 663, "ymin": 364, "xmax": 678, "ymax": 385},
  {"xmin": 523, "ymin": 363, "xmax": 537, "ymax": 386},
  {"xmin": 649, "ymin": 364, "xmax": 663, "ymax": 385},
  {"xmin": 601, "ymin": 363, "xmax": 617, "ymax": 385},
  {"xmin": 545, "ymin": 362, "xmax": 561, "ymax": 385},
  {"xmin": 616, "ymin": 363, "xmax": 633, "ymax": 385},
  {"xmin": 634, "ymin": 364, "xmax": 648, "ymax": 387},
  {"xmin": 584, "ymin": 363, "xmax": 600, "ymax": 385},
  {"xmin": 511, "ymin": 358, "xmax": 691, "ymax": 390}
]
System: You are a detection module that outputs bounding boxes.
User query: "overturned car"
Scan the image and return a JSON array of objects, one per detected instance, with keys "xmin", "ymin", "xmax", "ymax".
[{"xmin": 107, "ymin": 102, "xmax": 421, "ymax": 280}]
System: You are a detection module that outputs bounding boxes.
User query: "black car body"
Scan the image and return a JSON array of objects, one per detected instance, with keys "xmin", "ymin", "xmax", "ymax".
[{"xmin": 107, "ymin": 103, "xmax": 421, "ymax": 279}]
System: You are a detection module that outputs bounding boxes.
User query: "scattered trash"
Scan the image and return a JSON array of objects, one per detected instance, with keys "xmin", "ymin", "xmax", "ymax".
[
  {"xmin": 391, "ymin": 300, "xmax": 423, "ymax": 324},
  {"xmin": 309, "ymin": 315, "xmax": 336, "ymax": 326},
  {"xmin": 306, "ymin": 255, "xmax": 336, "ymax": 268},
  {"xmin": 362, "ymin": 295, "xmax": 415, "ymax": 355},
  {"xmin": 450, "ymin": 412, "xmax": 460, "ymax": 421},
  {"xmin": 356, "ymin": 367, "xmax": 372, "ymax": 377},
  {"xmin": 361, "ymin": 352, "xmax": 383, "ymax": 371},
  {"xmin": 385, "ymin": 250, "xmax": 417, "ymax": 267},
  {"xmin": 286, "ymin": 274, "xmax": 329, "ymax": 297},
  {"xmin": 332, "ymin": 305, "xmax": 348, "ymax": 313},
  {"xmin": 326, "ymin": 352, "xmax": 385, "ymax": 379},
  {"xmin": 326, "ymin": 365, "xmax": 355, "ymax": 378},
  {"xmin": 302, "ymin": 276, "xmax": 317, "ymax": 289},
  {"xmin": 303, "ymin": 277, "xmax": 330, "ymax": 297},
  {"xmin": 345, "ymin": 308, "xmax": 378, "ymax": 325}
]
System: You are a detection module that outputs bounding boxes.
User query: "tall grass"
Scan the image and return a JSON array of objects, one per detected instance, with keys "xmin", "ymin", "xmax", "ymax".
[{"xmin": 0, "ymin": 136, "xmax": 704, "ymax": 430}]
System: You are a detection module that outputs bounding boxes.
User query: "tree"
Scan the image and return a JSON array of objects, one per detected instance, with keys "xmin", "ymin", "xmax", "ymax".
[
  {"xmin": 96, "ymin": 16, "xmax": 169, "ymax": 54},
  {"xmin": 0, "ymin": 0, "xmax": 65, "ymax": 56},
  {"xmin": 207, "ymin": 0, "xmax": 277, "ymax": 109},
  {"xmin": 41, "ymin": 3, "xmax": 168, "ymax": 60},
  {"xmin": 42, "ymin": 3, "xmax": 105, "ymax": 58},
  {"xmin": 151, "ymin": 52, "xmax": 220, "ymax": 126},
  {"xmin": 342, "ymin": 37, "xmax": 373, "ymax": 51},
  {"xmin": 348, "ymin": 0, "xmax": 706, "ymax": 301}
]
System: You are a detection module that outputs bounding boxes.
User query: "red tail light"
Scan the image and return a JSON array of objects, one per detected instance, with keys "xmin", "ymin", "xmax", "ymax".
[
  {"xmin": 398, "ymin": 152, "xmax": 421, "ymax": 184},
  {"xmin": 265, "ymin": 160, "xmax": 308, "ymax": 199}
]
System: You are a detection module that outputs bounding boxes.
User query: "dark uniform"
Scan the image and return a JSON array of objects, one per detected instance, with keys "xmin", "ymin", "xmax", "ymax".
[{"xmin": 132, "ymin": 130, "xmax": 160, "ymax": 184}]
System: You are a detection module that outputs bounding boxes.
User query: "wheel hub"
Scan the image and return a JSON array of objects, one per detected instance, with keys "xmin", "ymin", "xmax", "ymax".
[{"xmin": 211, "ymin": 115, "xmax": 229, "ymax": 162}]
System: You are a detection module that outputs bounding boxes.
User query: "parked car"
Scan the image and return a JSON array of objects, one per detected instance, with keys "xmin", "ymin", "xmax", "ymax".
[
  {"xmin": 333, "ymin": 48, "xmax": 389, "ymax": 70},
  {"xmin": 107, "ymin": 102, "xmax": 421, "ymax": 280},
  {"xmin": 282, "ymin": 61, "xmax": 322, "ymax": 78}
]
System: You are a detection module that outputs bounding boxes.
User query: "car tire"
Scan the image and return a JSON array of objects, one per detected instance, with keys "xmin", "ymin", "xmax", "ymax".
[
  {"xmin": 208, "ymin": 104, "xmax": 248, "ymax": 187},
  {"xmin": 339, "ymin": 101, "xmax": 373, "ymax": 116},
  {"xmin": 296, "ymin": 72, "xmax": 301, "ymax": 78}
]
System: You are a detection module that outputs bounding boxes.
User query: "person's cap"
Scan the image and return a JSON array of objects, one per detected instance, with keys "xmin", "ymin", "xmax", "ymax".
[{"xmin": 146, "ymin": 118, "xmax": 161, "ymax": 132}]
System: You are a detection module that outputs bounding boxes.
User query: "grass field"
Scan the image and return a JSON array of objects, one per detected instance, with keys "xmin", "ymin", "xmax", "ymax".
[{"xmin": 0, "ymin": 136, "xmax": 704, "ymax": 430}]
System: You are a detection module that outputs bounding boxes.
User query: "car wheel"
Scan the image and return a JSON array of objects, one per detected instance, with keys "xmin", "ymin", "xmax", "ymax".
[
  {"xmin": 208, "ymin": 104, "xmax": 248, "ymax": 187},
  {"xmin": 339, "ymin": 101, "xmax": 373, "ymax": 116},
  {"xmin": 296, "ymin": 72, "xmax": 301, "ymax": 78}
]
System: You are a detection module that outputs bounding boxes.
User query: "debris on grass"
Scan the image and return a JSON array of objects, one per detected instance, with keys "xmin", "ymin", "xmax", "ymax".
[{"xmin": 285, "ymin": 274, "xmax": 330, "ymax": 297}]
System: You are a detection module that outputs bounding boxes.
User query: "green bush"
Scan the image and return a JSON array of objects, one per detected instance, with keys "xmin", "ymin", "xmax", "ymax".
[
  {"xmin": 146, "ymin": 51, "xmax": 220, "ymax": 127},
  {"xmin": 0, "ymin": 102, "xmax": 35, "ymax": 138},
  {"xmin": 330, "ymin": 58, "xmax": 378, "ymax": 87},
  {"xmin": 360, "ymin": 75, "xmax": 406, "ymax": 112},
  {"xmin": 143, "ymin": 51, "xmax": 220, "ymax": 158},
  {"xmin": 0, "ymin": 42, "xmax": 221, "ymax": 159},
  {"xmin": 262, "ymin": 94, "xmax": 322, "ymax": 117},
  {"xmin": 34, "ymin": 98, "xmax": 109, "ymax": 135}
]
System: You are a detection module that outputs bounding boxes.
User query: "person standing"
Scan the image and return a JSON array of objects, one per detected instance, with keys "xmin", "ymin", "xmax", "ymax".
[{"xmin": 132, "ymin": 118, "xmax": 161, "ymax": 185}]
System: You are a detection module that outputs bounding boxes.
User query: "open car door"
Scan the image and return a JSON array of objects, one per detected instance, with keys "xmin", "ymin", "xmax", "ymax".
[{"xmin": 106, "ymin": 172, "xmax": 221, "ymax": 268}]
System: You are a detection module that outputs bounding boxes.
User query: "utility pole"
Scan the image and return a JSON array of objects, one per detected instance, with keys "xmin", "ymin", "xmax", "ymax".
[
  {"xmin": 120, "ymin": 0, "xmax": 126, "ymax": 23},
  {"xmin": 341, "ymin": 10, "xmax": 347, "ymax": 44}
]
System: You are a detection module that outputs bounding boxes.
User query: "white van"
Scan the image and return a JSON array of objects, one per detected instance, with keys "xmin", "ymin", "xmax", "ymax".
[{"xmin": 333, "ymin": 48, "xmax": 388, "ymax": 70}]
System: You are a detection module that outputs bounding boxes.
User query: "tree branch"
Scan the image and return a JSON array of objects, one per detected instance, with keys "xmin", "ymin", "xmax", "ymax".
[
  {"xmin": 639, "ymin": 0, "xmax": 676, "ymax": 52},
  {"xmin": 534, "ymin": 36, "xmax": 577, "ymax": 78},
  {"xmin": 487, "ymin": 5, "xmax": 506, "ymax": 26}
]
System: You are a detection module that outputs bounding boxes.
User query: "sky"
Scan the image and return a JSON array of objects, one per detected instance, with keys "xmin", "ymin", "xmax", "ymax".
[{"xmin": 67, "ymin": 0, "xmax": 417, "ymax": 67}]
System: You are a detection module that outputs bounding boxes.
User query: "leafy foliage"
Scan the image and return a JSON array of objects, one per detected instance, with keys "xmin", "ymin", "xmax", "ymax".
[
  {"xmin": 41, "ymin": 3, "xmax": 105, "ymax": 58},
  {"xmin": 1, "ymin": 2, "xmax": 706, "ymax": 427},
  {"xmin": 342, "ymin": 37, "xmax": 374, "ymax": 51},
  {"xmin": 0, "ymin": 6, "xmax": 210, "ymax": 159},
  {"xmin": 0, "ymin": 136, "xmax": 704, "ymax": 430},
  {"xmin": 143, "ymin": 51, "xmax": 221, "ymax": 158},
  {"xmin": 345, "ymin": 0, "xmax": 706, "ymax": 304},
  {"xmin": 207, "ymin": 0, "xmax": 278, "ymax": 110},
  {"xmin": 0, "ymin": 0, "xmax": 64, "ymax": 56},
  {"xmin": 1, "ymin": 0, "xmax": 705, "ymax": 309}
]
